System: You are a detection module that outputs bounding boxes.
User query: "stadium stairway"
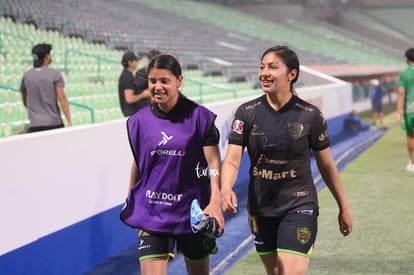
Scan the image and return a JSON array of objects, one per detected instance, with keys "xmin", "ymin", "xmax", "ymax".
[{"xmin": 84, "ymin": 127, "xmax": 386, "ymax": 275}]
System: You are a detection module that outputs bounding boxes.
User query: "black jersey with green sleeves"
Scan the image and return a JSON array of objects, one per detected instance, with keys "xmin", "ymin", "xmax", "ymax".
[{"xmin": 228, "ymin": 95, "xmax": 330, "ymax": 217}]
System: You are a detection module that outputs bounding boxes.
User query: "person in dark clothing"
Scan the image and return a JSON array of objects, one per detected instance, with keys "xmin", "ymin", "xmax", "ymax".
[
  {"xmin": 135, "ymin": 49, "xmax": 161, "ymax": 104},
  {"xmin": 221, "ymin": 45, "xmax": 353, "ymax": 275},
  {"xmin": 369, "ymin": 79, "xmax": 384, "ymax": 125},
  {"xmin": 118, "ymin": 51, "xmax": 152, "ymax": 116}
]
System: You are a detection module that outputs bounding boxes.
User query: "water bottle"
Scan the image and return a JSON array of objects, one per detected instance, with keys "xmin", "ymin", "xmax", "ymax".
[{"xmin": 190, "ymin": 199, "xmax": 223, "ymax": 238}]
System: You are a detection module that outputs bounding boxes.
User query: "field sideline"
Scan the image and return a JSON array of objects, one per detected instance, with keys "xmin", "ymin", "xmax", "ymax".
[{"xmin": 227, "ymin": 108, "xmax": 414, "ymax": 275}]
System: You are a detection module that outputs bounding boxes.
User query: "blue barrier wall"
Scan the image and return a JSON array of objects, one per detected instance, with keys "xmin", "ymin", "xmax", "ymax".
[{"xmin": 0, "ymin": 206, "xmax": 136, "ymax": 274}]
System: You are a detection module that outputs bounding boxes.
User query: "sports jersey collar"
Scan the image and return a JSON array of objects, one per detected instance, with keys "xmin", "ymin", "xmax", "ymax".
[
  {"xmin": 262, "ymin": 94, "xmax": 296, "ymax": 113},
  {"xmin": 150, "ymin": 94, "xmax": 191, "ymax": 119}
]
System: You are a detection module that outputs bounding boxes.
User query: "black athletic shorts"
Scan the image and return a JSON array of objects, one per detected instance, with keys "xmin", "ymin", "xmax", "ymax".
[
  {"xmin": 372, "ymin": 103, "xmax": 383, "ymax": 113},
  {"xmin": 28, "ymin": 124, "xmax": 64, "ymax": 133},
  {"xmin": 137, "ymin": 230, "xmax": 217, "ymax": 262},
  {"xmin": 249, "ymin": 208, "xmax": 318, "ymax": 258}
]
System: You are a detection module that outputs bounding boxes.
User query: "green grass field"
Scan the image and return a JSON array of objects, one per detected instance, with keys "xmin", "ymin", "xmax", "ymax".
[{"xmin": 227, "ymin": 104, "xmax": 414, "ymax": 275}]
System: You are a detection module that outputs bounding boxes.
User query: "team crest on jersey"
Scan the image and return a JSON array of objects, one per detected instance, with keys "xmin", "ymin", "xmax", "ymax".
[
  {"xmin": 288, "ymin": 122, "xmax": 304, "ymax": 139},
  {"xmin": 297, "ymin": 227, "xmax": 312, "ymax": 245},
  {"xmin": 231, "ymin": 120, "xmax": 244, "ymax": 134}
]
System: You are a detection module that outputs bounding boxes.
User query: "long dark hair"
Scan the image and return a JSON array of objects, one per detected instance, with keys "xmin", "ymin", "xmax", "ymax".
[
  {"xmin": 32, "ymin": 43, "xmax": 52, "ymax": 68},
  {"xmin": 147, "ymin": 54, "xmax": 182, "ymax": 78},
  {"xmin": 261, "ymin": 45, "xmax": 299, "ymax": 93}
]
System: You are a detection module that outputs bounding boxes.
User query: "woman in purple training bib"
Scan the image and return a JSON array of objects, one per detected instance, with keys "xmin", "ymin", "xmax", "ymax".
[
  {"xmin": 221, "ymin": 45, "xmax": 353, "ymax": 275},
  {"xmin": 121, "ymin": 54, "xmax": 224, "ymax": 275}
]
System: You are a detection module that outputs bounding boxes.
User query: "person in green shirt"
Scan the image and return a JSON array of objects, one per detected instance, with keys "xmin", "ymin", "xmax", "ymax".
[{"xmin": 397, "ymin": 48, "xmax": 414, "ymax": 173}]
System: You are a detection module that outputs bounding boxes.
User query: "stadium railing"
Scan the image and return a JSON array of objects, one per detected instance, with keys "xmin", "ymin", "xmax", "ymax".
[
  {"xmin": 365, "ymin": 7, "xmax": 414, "ymax": 39},
  {"xmin": 186, "ymin": 77, "xmax": 237, "ymax": 103},
  {"xmin": 64, "ymin": 49, "xmax": 119, "ymax": 82},
  {"xmin": 0, "ymin": 83, "xmax": 96, "ymax": 137}
]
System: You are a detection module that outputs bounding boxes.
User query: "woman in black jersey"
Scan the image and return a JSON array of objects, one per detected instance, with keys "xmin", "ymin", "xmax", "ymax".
[{"xmin": 221, "ymin": 45, "xmax": 353, "ymax": 274}]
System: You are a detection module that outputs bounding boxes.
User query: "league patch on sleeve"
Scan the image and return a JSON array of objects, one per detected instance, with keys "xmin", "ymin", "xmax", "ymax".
[
  {"xmin": 231, "ymin": 119, "xmax": 244, "ymax": 134},
  {"xmin": 318, "ymin": 130, "xmax": 329, "ymax": 142}
]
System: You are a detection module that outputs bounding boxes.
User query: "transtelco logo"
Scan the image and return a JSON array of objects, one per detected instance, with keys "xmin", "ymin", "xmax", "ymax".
[{"xmin": 158, "ymin": 131, "xmax": 173, "ymax": 146}]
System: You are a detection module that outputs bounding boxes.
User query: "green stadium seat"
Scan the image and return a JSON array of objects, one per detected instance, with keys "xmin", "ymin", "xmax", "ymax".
[{"xmin": 0, "ymin": 122, "xmax": 12, "ymax": 137}]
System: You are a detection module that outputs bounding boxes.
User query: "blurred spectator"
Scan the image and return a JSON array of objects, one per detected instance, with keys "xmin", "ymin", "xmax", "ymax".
[
  {"xmin": 118, "ymin": 51, "xmax": 152, "ymax": 117},
  {"xmin": 369, "ymin": 79, "xmax": 384, "ymax": 125},
  {"xmin": 382, "ymin": 77, "xmax": 397, "ymax": 103},
  {"xmin": 345, "ymin": 110, "xmax": 369, "ymax": 131},
  {"xmin": 134, "ymin": 49, "xmax": 161, "ymax": 106},
  {"xmin": 397, "ymin": 48, "xmax": 414, "ymax": 173},
  {"xmin": 20, "ymin": 43, "xmax": 72, "ymax": 133}
]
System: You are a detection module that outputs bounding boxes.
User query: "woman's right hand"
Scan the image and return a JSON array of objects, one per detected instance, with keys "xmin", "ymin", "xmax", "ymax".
[{"xmin": 221, "ymin": 189, "xmax": 238, "ymax": 214}]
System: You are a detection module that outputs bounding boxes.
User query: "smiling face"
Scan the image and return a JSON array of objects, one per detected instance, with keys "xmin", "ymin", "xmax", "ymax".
[
  {"xmin": 148, "ymin": 68, "xmax": 183, "ymax": 112},
  {"xmin": 258, "ymin": 52, "xmax": 297, "ymax": 95}
]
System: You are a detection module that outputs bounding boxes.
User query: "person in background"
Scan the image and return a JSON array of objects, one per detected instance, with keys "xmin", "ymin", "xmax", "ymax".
[
  {"xmin": 118, "ymin": 51, "xmax": 152, "ymax": 116},
  {"xmin": 135, "ymin": 48, "xmax": 161, "ymax": 102},
  {"xmin": 221, "ymin": 45, "xmax": 353, "ymax": 275},
  {"xmin": 120, "ymin": 54, "xmax": 224, "ymax": 275},
  {"xmin": 345, "ymin": 110, "xmax": 370, "ymax": 131},
  {"xmin": 397, "ymin": 48, "xmax": 414, "ymax": 173},
  {"xmin": 20, "ymin": 43, "xmax": 72, "ymax": 132},
  {"xmin": 369, "ymin": 78, "xmax": 384, "ymax": 126}
]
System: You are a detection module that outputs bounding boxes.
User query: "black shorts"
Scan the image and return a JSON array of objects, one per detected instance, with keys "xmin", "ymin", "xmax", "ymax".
[
  {"xmin": 28, "ymin": 124, "xmax": 64, "ymax": 133},
  {"xmin": 372, "ymin": 103, "xmax": 383, "ymax": 113},
  {"xmin": 249, "ymin": 208, "xmax": 318, "ymax": 258},
  {"xmin": 138, "ymin": 230, "xmax": 217, "ymax": 262}
]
